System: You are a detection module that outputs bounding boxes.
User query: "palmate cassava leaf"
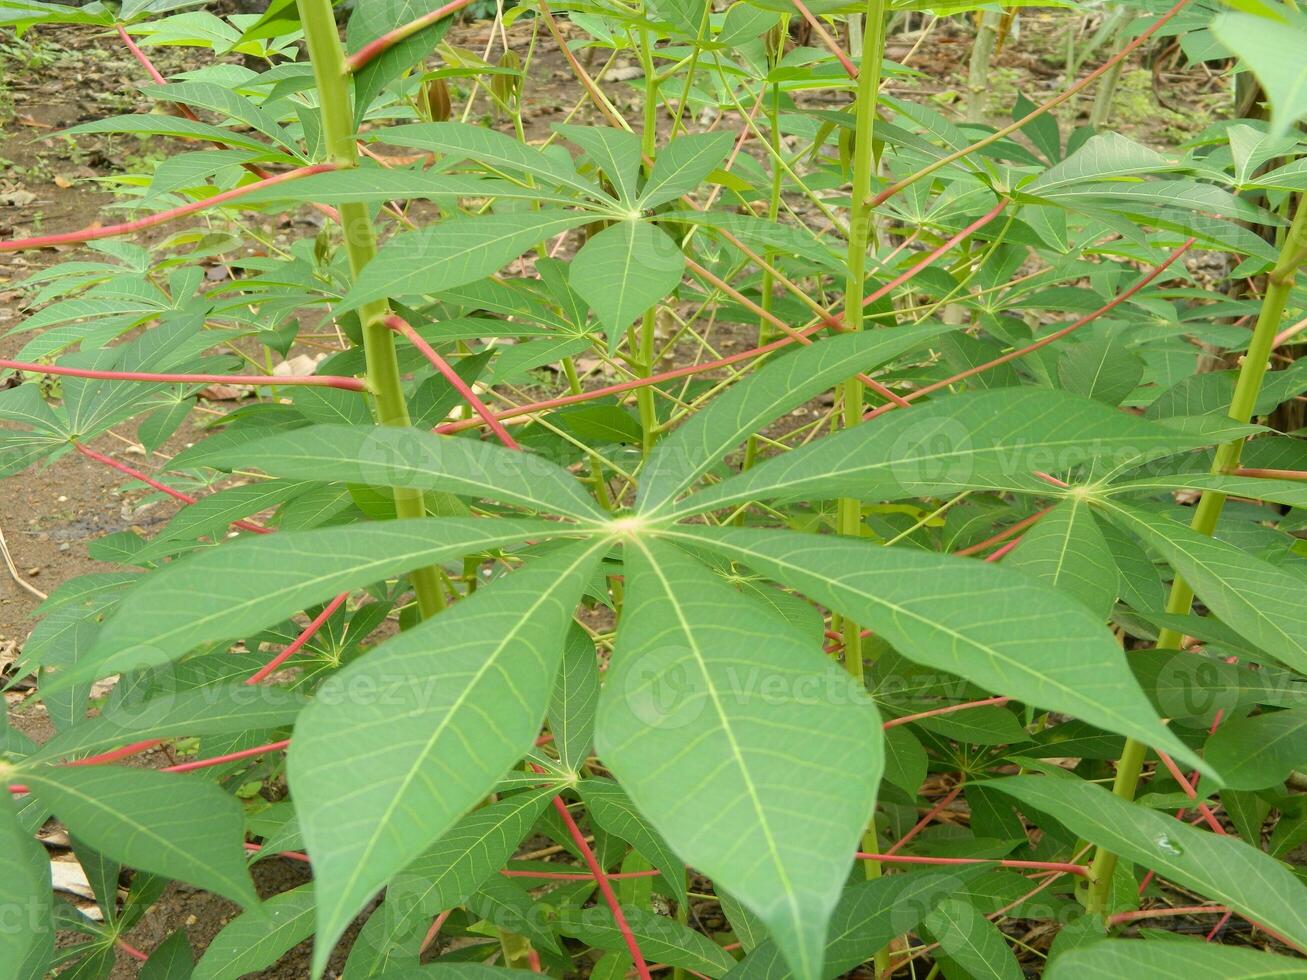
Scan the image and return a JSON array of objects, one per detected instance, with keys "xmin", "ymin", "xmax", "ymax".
[
  {"xmin": 638, "ymin": 326, "xmax": 952, "ymax": 512},
  {"xmin": 669, "ymin": 388, "xmax": 1215, "ymax": 518},
  {"xmin": 197, "ymin": 425, "xmax": 605, "ymax": 521},
  {"xmin": 662, "ymin": 526, "xmax": 1211, "ymax": 777},
  {"xmin": 291, "ymin": 539, "xmax": 604, "ymax": 975},
  {"xmin": 337, "ymin": 211, "xmax": 593, "ymax": 313},
  {"xmin": 597, "ymin": 539, "xmax": 882, "ymax": 980},
  {"xmin": 1046, "ymin": 938, "xmax": 1307, "ymax": 978},
  {"xmin": 1098, "ymin": 502, "xmax": 1307, "ymax": 672},
  {"xmin": 48, "ymin": 518, "xmax": 567, "ymax": 692},
  {"xmin": 19, "ymin": 767, "xmax": 258, "ymax": 910},
  {"xmin": 986, "ymin": 775, "xmax": 1307, "ymax": 950}
]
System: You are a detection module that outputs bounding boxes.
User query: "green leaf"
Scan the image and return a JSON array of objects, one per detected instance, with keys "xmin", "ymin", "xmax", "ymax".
[
  {"xmin": 1211, "ymin": 11, "xmax": 1307, "ymax": 138},
  {"xmin": 673, "ymin": 389, "xmax": 1211, "ymax": 518},
  {"xmin": 1098, "ymin": 502, "xmax": 1307, "ymax": 673},
  {"xmin": 558, "ymin": 904, "xmax": 736, "ymax": 977},
  {"xmin": 338, "ymin": 211, "xmax": 592, "ymax": 314},
  {"xmin": 554, "ymin": 124, "xmax": 643, "ymax": 206},
  {"xmin": 668, "ymin": 526, "xmax": 1210, "ymax": 777},
  {"xmin": 140, "ymin": 930, "xmax": 194, "ymax": 980},
  {"xmin": 31, "ymin": 683, "xmax": 307, "ymax": 763},
  {"xmin": 1105, "ymin": 473, "xmax": 1307, "ymax": 512},
  {"xmin": 192, "ymin": 884, "xmax": 315, "ymax": 980},
  {"xmin": 1205, "ymin": 707, "xmax": 1307, "ymax": 790},
  {"xmin": 548, "ymin": 625, "xmax": 601, "ymax": 771},
  {"xmin": 1024, "ymin": 133, "xmax": 1178, "ymax": 195},
  {"xmin": 375, "ymin": 122, "xmax": 603, "ymax": 200},
  {"xmin": 597, "ymin": 540, "xmax": 882, "ymax": 980},
  {"xmin": 638, "ymin": 327, "xmax": 950, "ymax": 513},
  {"xmin": 985, "ymin": 774, "xmax": 1307, "ymax": 949},
  {"xmin": 0, "ymin": 792, "xmax": 53, "ymax": 979},
  {"xmin": 1057, "ymin": 333, "xmax": 1144, "ymax": 406},
  {"xmin": 1006, "ymin": 499, "xmax": 1118, "ymax": 619},
  {"xmin": 384, "ymin": 785, "xmax": 558, "ymax": 940},
  {"xmin": 1046, "ymin": 938, "xmax": 1307, "ymax": 978},
  {"xmin": 640, "ymin": 132, "xmax": 735, "ymax": 209},
  {"xmin": 21, "ymin": 767, "xmax": 258, "ymax": 910},
  {"xmin": 570, "ymin": 221, "xmax": 684, "ymax": 335},
  {"xmin": 55, "ymin": 517, "xmax": 563, "ymax": 691},
  {"xmin": 578, "ymin": 778, "xmax": 687, "ymax": 904},
  {"xmin": 290, "ymin": 540, "xmax": 603, "ymax": 975},
  {"xmin": 724, "ymin": 870, "xmax": 975, "ymax": 980},
  {"xmin": 923, "ymin": 898, "xmax": 1023, "ymax": 980},
  {"xmin": 198, "ymin": 425, "xmax": 605, "ymax": 521}
]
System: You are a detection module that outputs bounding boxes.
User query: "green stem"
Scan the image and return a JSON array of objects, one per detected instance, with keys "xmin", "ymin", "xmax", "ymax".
[
  {"xmin": 841, "ymin": 4, "xmax": 889, "ymax": 971},
  {"xmin": 297, "ymin": 0, "xmax": 445, "ymax": 617},
  {"xmin": 1085, "ymin": 194, "xmax": 1307, "ymax": 915},
  {"xmin": 637, "ymin": 23, "xmax": 660, "ymax": 457}
]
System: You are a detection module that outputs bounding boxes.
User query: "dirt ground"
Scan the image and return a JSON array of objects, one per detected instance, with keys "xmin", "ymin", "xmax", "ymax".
[{"xmin": 0, "ymin": 8, "xmax": 1231, "ymax": 976}]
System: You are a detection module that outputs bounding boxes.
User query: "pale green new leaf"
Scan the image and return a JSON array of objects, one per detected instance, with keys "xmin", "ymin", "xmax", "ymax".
[
  {"xmin": 1046, "ymin": 938, "xmax": 1307, "ymax": 979},
  {"xmin": 570, "ymin": 221, "xmax": 685, "ymax": 335},
  {"xmin": 597, "ymin": 540, "xmax": 882, "ymax": 980},
  {"xmin": 674, "ymin": 389, "xmax": 1210, "ymax": 518},
  {"xmin": 291, "ymin": 541, "xmax": 603, "ymax": 976},
  {"xmin": 669, "ymin": 526, "xmax": 1209, "ymax": 776},
  {"xmin": 338, "ymin": 211, "xmax": 592, "ymax": 314},
  {"xmin": 1006, "ymin": 499, "xmax": 1118, "ymax": 619},
  {"xmin": 1099, "ymin": 502, "xmax": 1307, "ymax": 672},
  {"xmin": 638, "ymin": 327, "xmax": 951, "ymax": 513},
  {"xmin": 986, "ymin": 775, "xmax": 1307, "ymax": 950},
  {"xmin": 32, "ymin": 683, "xmax": 308, "ymax": 763},
  {"xmin": 55, "ymin": 518, "xmax": 564, "ymax": 691},
  {"xmin": 640, "ymin": 132, "xmax": 735, "ymax": 209},
  {"xmin": 21, "ymin": 767, "xmax": 258, "ymax": 909},
  {"xmin": 193, "ymin": 884, "xmax": 316, "ymax": 980},
  {"xmin": 199, "ymin": 425, "xmax": 605, "ymax": 521},
  {"xmin": 924, "ymin": 898, "xmax": 1023, "ymax": 980}
]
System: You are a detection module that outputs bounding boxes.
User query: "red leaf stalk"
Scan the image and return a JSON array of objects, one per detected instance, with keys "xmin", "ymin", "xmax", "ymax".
[
  {"xmin": 0, "ymin": 164, "xmax": 337, "ymax": 253},
  {"xmin": 6, "ymin": 359, "xmax": 366, "ymax": 392},
  {"xmin": 384, "ymin": 315, "xmax": 521, "ymax": 449},
  {"xmin": 344, "ymin": 0, "xmax": 478, "ymax": 72},
  {"xmin": 245, "ymin": 593, "xmax": 351, "ymax": 685}
]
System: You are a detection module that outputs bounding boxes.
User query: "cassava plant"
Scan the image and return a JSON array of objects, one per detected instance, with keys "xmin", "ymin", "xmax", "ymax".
[{"xmin": 2, "ymin": 0, "xmax": 1307, "ymax": 976}]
